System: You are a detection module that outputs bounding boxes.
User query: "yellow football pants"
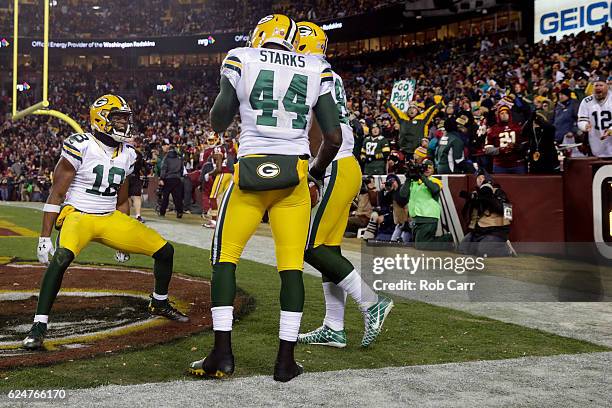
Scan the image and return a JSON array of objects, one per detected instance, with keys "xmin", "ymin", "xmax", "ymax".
[
  {"xmin": 210, "ymin": 166, "xmax": 311, "ymax": 271},
  {"xmin": 59, "ymin": 210, "xmax": 167, "ymax": 257},
  {"xmin": 307, "ymin": 156, "xmax": 362, "ymax": 248}
]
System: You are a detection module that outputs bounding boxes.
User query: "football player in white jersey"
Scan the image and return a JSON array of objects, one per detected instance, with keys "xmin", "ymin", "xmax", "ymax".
[
  {"xmin": 188, "ymin": 14, "xmax": 341, "ymax": 382},
  {"xmin": 295, "ymin": 22, "xmax": 393, "ymax": 349},
  {"xmin": 23, "ymin": 95, "xmax": 188, "ymax": 351},
  {"xmin": 578, "ymin": 74, "xmax": 612, "ymax": 157}
]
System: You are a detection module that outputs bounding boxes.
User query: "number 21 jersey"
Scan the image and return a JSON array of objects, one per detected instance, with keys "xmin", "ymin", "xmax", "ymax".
[
  {"xmin": 61, "ymin": 133, "xmax": 137, "ymax": 213},
  {"xmin": 220, "ymin": 47, "xmax": 333, "ymax": 158}
]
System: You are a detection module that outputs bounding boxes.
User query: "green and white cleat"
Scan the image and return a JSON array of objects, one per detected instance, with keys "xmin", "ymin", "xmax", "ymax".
[
  {"xmin": 361, "ymin": 296, "xmax": 394, "ymax": 348},
  {"xmin": 298, "ymin": 325, "xmax": 347, "ymax": 348}
]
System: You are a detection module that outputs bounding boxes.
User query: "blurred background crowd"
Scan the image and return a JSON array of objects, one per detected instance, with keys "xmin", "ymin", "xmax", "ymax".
[{"xmin": 0, "ymin": 0, "xmax": 398, "ymax": 37}]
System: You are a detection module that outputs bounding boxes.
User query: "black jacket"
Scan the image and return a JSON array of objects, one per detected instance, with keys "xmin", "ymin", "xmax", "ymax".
[{"xmin": 160, "ymin": 150, "xmax": 183, "ymax": 180}]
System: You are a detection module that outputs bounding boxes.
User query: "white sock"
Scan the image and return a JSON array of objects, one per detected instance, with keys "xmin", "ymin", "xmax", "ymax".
[
  {"xmin": 337, "ymin": 270, "xmax": 378, "ymax": 312},
  {"xmin": 152, "ymin": 292, "xmax": 168, "ymax": 301},
  {"xmin": 34, "ymin": 314, "xmax": 48, "ymax": 324},
  {"xmin": 322, "ymin": 282, "xmax": 346, "ymax": 331},
  {"xmin": 279, "ymin": 311, "xmax": 303, "ymax": 342},
  {"xmin": 212, "ymin": 306, "xmax": 233, "ymax": 332}
]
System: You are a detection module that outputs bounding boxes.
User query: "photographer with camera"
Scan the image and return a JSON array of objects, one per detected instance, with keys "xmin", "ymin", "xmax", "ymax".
[
  {"xmin": 396, "ymin": 160, "xmax": 453, "ymax": 250},
  {"xmin": 458, "ymin": 170, "xmax": 513, "ymax": 257}
]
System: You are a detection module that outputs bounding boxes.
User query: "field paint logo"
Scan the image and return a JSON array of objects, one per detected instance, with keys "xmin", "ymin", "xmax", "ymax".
[{"xmin": 257, "ymin": 162, "xmax": 280, "ymax": 178}]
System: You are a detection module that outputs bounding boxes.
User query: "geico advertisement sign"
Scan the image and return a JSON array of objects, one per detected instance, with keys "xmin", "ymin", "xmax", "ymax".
[{"xmin": 535, "ymin": 0, "xmax": 611, "ymax": 42}]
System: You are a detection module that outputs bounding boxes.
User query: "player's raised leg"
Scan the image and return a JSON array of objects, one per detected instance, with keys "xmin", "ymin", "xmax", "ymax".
[{"xmin": 296, "ymin": 22, "xmax": 393, "ymax": 348}]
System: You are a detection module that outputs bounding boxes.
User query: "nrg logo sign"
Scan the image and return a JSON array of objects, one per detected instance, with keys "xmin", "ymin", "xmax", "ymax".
[
  {"xmin": 0, "ymin": 38, "xmax": 9, "ymax": 48},
  {"xmin": 156, "ymin": 82, "xmax": 173, "ymax": 92},
  {"xmin": 16, "ymin": 82, "xmax": 30, "ymax": 92},
  {"xmin": 535, "ymin": 0, "xmax": 611, "ymax": 41},
  {"xmin": 197, "ymin": 36, "xmax": 216, "ymax": 47}
]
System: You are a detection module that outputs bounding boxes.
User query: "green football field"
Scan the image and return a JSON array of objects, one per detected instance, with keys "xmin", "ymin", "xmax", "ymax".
[{"xmin": 0, "ymin": 205, "xmax": 607, "ymax": 390}]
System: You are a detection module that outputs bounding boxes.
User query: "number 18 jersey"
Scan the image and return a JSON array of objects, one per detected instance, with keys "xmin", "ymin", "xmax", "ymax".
[
  {"xmin": 61, "ymin": 133, "xmax": 137, "ymax": 213},
  {"xmin": 221, "ymin": 47, "xmax": 333, "ymax": 157}
]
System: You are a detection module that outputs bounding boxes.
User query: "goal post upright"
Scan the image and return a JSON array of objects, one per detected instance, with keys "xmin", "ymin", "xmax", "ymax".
[{"xmin": 11, "ymin": 0, "xmax": 84, "ymax": 134}]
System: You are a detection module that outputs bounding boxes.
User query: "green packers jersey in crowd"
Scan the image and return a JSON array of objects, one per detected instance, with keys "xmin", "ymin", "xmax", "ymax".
[
  {"xmin": 361, "ymin": 135, "xmax": 390, "ymax": 175},
  {"xmin": 435, "ymin": 131, "xmax": 465, "ymax": 174}
]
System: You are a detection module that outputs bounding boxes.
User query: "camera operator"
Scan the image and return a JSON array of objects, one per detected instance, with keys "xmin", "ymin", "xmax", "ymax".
[
  {"xmin": 396, "ymin": 160, "xmax": 453, "ymax": 250},
  {"xmin": 363, "ymin": 174, "xmax": 400, "ymax": 240},
  {"xmin": 458, "ymin": 170, "xmax": 513, "ymax": 257}
]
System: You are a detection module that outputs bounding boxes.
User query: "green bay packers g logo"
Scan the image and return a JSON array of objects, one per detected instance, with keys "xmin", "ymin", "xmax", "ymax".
[{"xmin": 257, "ymin": 162, "xmax": 280, "ymax": 178}]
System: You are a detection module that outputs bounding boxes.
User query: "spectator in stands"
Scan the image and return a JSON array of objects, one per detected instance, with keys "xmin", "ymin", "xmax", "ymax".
[
  {"xmin": 361, "ymin": 124, "xmax": 390, "ymax": 175},
  {"xmin": 485, "ymin": 105, "xmax": 526, "ymax": 174},
  {"xmin": 435, "ymin": 117, "xmax": 470, "ymax": 174},
  {"xmin": 386, "ymin": 98, "xmax": 444, "ymax": 156},
  {"xmin": 553, "ymin": 88, "xmax": 579, "ymax": 143},
  {"xmin": 525, "ymin": 112, "xmax": 560, "ymax": 173},
  {"xmin": 577, "ymin": 74, "xmax": 612, "ymax": 157}
]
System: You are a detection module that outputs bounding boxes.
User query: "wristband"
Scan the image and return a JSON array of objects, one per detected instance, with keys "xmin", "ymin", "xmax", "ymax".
[{"xmin": 43, "ymin": 204, "xmax": 61, "ymax": 213}]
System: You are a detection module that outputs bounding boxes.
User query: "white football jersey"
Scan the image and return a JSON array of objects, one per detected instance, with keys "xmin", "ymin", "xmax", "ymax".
[
  {"xmin": 220, "ymin": 47, "xmax": 333, "ymax": 157},
  {"xmin": 61, "ymin": 133, "xmax": 137, "ymax": 213},
  {"xmin": 578, "ymin": 92, "xmax": 612, "ymax": 157},
  {"xmin": 331, "ymin": 71, "xmax": 355, "ymax": 161}
]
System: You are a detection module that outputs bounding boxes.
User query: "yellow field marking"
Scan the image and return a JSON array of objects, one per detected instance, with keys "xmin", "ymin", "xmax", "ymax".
[{"xmin": 0, "ymin": 219, "xmax": 37, "ymax": 237}]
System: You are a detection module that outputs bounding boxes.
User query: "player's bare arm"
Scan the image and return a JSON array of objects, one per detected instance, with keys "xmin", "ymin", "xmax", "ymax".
[{"xmin": 41, "ymin": 158, "xmax": 76, "ymax": 238}]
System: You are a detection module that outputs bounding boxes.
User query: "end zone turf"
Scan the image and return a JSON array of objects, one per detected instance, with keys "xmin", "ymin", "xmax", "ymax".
[{"xmin": 0, "ymin": 205, "xmax": 608, "ymax": 390}]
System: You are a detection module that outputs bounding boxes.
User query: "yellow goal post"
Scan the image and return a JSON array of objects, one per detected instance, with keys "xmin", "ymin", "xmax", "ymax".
[{"xmin": 11, "ymin": 0, "xmax": 84, "ymax": 133}]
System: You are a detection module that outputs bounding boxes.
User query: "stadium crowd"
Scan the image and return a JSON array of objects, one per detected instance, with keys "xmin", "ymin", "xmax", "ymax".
[
  {"xmin": 0, "ymin": 0, "xmax": 398, "ymax": 38},
  {"xmin": 0, "ymin": 27, "xmax": 610, "ymax": 243}
]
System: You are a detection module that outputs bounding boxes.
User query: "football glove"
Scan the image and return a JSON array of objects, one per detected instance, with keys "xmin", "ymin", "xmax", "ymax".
[
  {"xmin": 37, "ymin": 237, "xmax": 55, "ymax": 264},
  {"xmin": 115, "ymin": 251, "xmax": 130, "ymax": 263}
]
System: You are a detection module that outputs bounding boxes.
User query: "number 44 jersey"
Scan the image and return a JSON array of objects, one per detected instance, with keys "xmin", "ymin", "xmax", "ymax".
[
  {"xmin": 221, "ymin": 47, "xmax": 333, "ymax": 158},
  {"xmin": 61, "ymin": 133, "xmax": 137, "ymax": 213}
]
